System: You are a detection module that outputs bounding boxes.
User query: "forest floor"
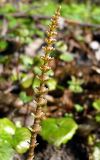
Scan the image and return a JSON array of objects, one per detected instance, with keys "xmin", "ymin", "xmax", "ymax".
[{"xmin": 0, "ymin": 2, "xmax": 100, "ymax": 160}]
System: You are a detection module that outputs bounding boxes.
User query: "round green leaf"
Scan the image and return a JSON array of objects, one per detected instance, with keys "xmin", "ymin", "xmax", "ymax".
[
  {"xmin": 60, "ymin": 53, "xmax": 74, "ymax": 62},
  {"xmin": 40, "ymin": 117, "xmax": 78, "ymax": 147},
  {"xmin": 13, "ymin": 127, "xmax": 31, "ymax": 154},
  {"xmin": 93, "ymin": 99, "xmax": 100, "ymax": 111},
  {"xmin": 46, "ymin": 78, "xmax": 57, "ymax": 91},
  {"xmin": 74, "ymin": 104, "xmax": 83, "ymax": 112},
  {"xmin": 21, "ymin": 75, "xmax": 33, "ymax": 88},
  {"xmin": 32, "ymin": 77, "xmax": 41, "ymax": 89},
  {"xmin": 0, "ymin": 118, "xmax": 16, "ymax": 136}
]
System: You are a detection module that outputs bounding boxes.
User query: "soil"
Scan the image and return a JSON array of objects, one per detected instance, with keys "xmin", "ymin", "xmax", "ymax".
[{"xmin": 35, "ymin": 136, "xmax": 88, "ymax": 160}]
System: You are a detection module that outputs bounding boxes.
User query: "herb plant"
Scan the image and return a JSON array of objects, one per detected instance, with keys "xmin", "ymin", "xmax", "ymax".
[
  {"xmin": 0, "ymin": 118, "xmax": 31, "ymax": 160},
  {"xmin": 27, "ymin": 7, "xmax": 61, "ymax": 160},
  {"xmin": 68, "ymin": 76, "xmax": 83, "ymax": 93},
  {"xmin": 40, "ymin": 117, "xmax": 78, "ymax": 147}
]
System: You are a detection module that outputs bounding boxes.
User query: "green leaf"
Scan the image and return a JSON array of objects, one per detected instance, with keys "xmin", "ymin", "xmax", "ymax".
[
  {"xmin": 68, "ymin": 76, "xmax": 83, "ymax": 93},
  {"xmin": 0, "ymin": 133, "xmax": 13, "ymax": 145},
  {"xmin": 93, "ymin": 99, "xmax": 100, "ymax": 111},
  {"xmin": 20, "ymin": 55, "xmax": 33, "ymax": 66},
  {"xmin": 40, "ymin": 117, "xmax": 78, "ymax": 147},
  {"xmin": 2, "ymin": 3, "xmax": 16, "ymax": 13},
  {"xmin": 46, "ymin": 78, "xmax": 57, "ymax": 91},
  {"xmin": 35, "ymin": 29, "xmax": 44, "ymax": 38},
  {"xmin": 0, "ymin": 140, "xmax": 14, "ymax": 160},
  {"xmin": 32, "ymin": 77, "xmax": 41, "ymax": 89},
  {"xmin": 0, "ymin": 118, "xmax": 15, "ymax": 159},
  {"xmin": 33, "ymin": 56, "xmax": 44, "ymax": 66},
  {"xmin": 21, "ymin": 29, "xmax": 29, "ymax": 37},
  {"xmin": 56, "ymin": 41, "xmax": 67, "ymax": 52},
  {"xmin": 21, "ymin": 75, "xmax": 33, "ymax": 88},
  {"xmin": 46, "ymin": 69, "xmax": 54, "ymax": 76},
  {"xmin": 13, "ymin": 127, "xmax": 31, "ymax": 154},
  {"xmin": 0, "ymin": 118, "xmax": 16, "ymax": 136},
  {"xmin": 33, "ymin": 66, "xmax": 42, "ymax": 75},
  {"xmin": 19, "ymin": 92, "xmax": 32, "ymax": 103},
  {"xmin": 0, "ymin": 118, "xmax": 31, "ymax": 155},
  {"xmin": 0, "ymin": 40, "xmax": 8, "ymax": 51},
  {"xmin": 68, "ymin": 84, "xmax": 83, "ymax": 93},
  {"xmin": 60, "ymin": 53, "xmax": 74, "ymax": 62},
  {"xmin": 7, "ymin": 16, "xmax": 17, "ymax": 28},
  {"xmin": 95, "ymin": 113, "xmax": 100, "ymax": 123},
  {"xmin": 93, "ymin": 143, "xmax": 100, "ymax": 160},
  {"xmin": 74, "ymin": 104, "xmax": 83, "ymax": 112}
]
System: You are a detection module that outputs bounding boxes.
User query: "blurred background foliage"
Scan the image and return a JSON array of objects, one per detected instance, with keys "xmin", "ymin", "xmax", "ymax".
[{"xmin": 0, "ymin": 0, "xmax": 100, "ymax": 51}]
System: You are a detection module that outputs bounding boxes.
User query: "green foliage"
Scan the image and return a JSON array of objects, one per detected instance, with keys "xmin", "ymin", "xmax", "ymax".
[
  {"xmin": 93, "ymin": 142, "xmax": 100, "ymax": 160},
  {"xmin": 40, "ymin": 117, "xmax": 78, "ymax": 147},
  {"xmin": 0, "ymin": 141, "xmax": 14, "ymax": 160},
  {"xmin": 68, "ymin": 76, "xmax": 83, "ymax": 93},
  {"xmin": 30, "ymin": 1, "xmax": 100, "ymax": 24},
  {"xmin": 60, "ymin": 53, "xmax": 74, "ymax": 62},
  {"xmin": 56, "ymin": 41, "xmax": 67, "ymax": 53},
  {"xmin": 13, "ymin": 127, "xmax": 31, "ymax": 154},
  {"xmin": 88, "ymin": 134, "xmax": 95, "ymax": 146},
  {"xmin": 0, "ymin": 3, "xmax": 16, "ymax": 13},
  {"xmin": 0, "ymin": 118, "xmax": 16, "ymax": 135},
  {"xmin": 74, "ymin": 104, "xmax": 84, "ymax": 112},
  {"xmin": 0, "ymin": 2, "xmax": 100, "ymax": 51},
  {"xmin": 33, "ymin": 66, "xmax": 42, "ymax": 75},
  {"xmin": 20, "ymin": 55, "xmax": 33, "ymax": 67},
  {"xmin": 62, "ymin": 3, "xmax": 100, "ymax": 24},
  {"xmin": 32, "ymin": 77, "xmax": 41, "ymax": 89},
  {"xmin": 46, "ymin": 69, "xmax": 54, "ymax": 76},
  {"xmin": 19, "ymin": 91, "xmax": 32, "ymax": 103},
  {"xmin": 33, "ymin": 56, "xmax": 44, "ymax": 66},
  {"xmin": 54, "ymin": 41, "xmax": 74, "ymax": 62},
  {"xmin": 95, "ymin": 113, "xmax": 100, "ymax": 123},
  {"xmin": 6, "ymin": 15, "xmax": 17, "ymax": 29},
  {"xmin": 46, "ymin": 78, "xmax": 57, "ymax": 91},
  {"xmin": 92, "ymin": 99, "xmax": 100, "ymax": 111},
  {"xmin": 32, "ymin": 73, "xmax": 56, "ymax": 91},
  {"xmin": 36, "ymin": 1, "xmax": 56, "ymax": 16},
  {"xmin": 0, "ymin": 118, "xmax": 31, "ymax": 159},
  {"xmin": 21, "ymin": 75, "xmax": 33, "ymax": 88},
  {"xmin": 0, "ymin": 40, "xmax": 8, "ymax": 51}
]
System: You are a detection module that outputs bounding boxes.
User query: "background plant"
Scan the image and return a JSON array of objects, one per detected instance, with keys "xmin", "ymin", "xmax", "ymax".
[{"xmin": 0, "ymin": 118, "xmax": 31, "ymax": 160}]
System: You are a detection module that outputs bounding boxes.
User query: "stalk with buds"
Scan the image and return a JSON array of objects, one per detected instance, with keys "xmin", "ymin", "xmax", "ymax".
[{"xmin": 27, "ymin": 7, "xmax": 61, "ymax": 160}]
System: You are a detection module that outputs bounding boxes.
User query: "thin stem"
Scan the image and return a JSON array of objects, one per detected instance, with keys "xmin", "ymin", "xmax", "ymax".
[{"xmin": 27, "ymin": 6, "xmax": 61, "ymax": 160}]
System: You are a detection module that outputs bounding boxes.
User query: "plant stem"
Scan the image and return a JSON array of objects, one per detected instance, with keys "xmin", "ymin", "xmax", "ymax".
[{"xmin": 27, "ymin": 6, "xmax": 61, "ymax": 160}]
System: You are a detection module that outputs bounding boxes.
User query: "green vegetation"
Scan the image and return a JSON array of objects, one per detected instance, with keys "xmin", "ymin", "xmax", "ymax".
[
  {"xmin": 40, "ymin": 117, "xmax": 78, "ymax": 147},
  {"xmin": 0, "ymin": 118, "xmax": 31, "ymax": 160},
  {"xmin": 0, "ymin": 1, "xmax": 100, "ymax": 49},
  {"xmin": 93, "ymin": 99, "xmax": 100, "ymax": 111},
  {"xmin": 68, "ymin": 76, "xmax": 83, "ymax": 93}
]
